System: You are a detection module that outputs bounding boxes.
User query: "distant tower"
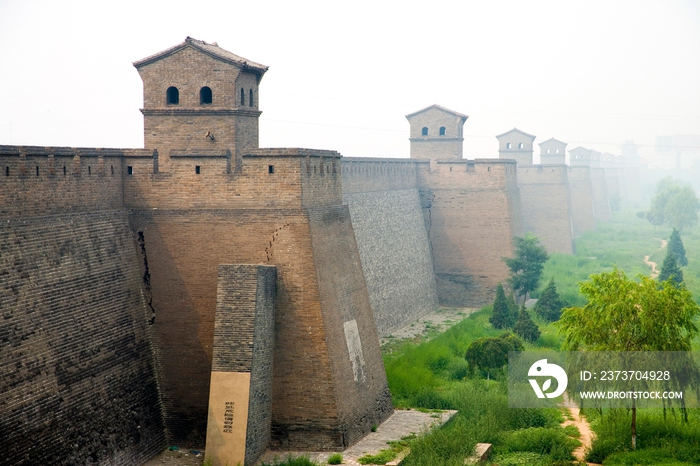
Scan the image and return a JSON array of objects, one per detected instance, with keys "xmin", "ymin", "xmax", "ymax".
[
  {"xmin": 496, "ymin": 128, "xmax": 536, "ymax": 166},
  {"xmin": 134, "ymin": 37, "xmax": 268, "ymax": 168},
  {"xmin": 538, "ymin": 138, "xmax": 567, "ymax": 165},
  {"xmin": 620, "ymin": 140, "xmax": 640, "ymax": 164},
  {"xmin": 406, "ymin": 104, "xmax": 468, "ymax": 160},
  {"xmin": 569, "ymin": 146, "xmax": 592, "ymax": 166}
]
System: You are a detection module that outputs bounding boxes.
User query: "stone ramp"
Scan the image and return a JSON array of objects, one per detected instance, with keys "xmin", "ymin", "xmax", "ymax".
[{"xmin": 255, "ymin": 409, "xmax": 456, "ymax": 465}]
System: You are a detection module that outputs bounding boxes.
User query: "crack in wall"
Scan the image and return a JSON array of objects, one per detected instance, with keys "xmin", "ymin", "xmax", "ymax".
[
  {"xmin": 265, "ymin": 224, "xmax": 290, "ymax": 262},
  {"xmin": 137, "ymin": 231, "xmax": 156, "ymax": 325}
]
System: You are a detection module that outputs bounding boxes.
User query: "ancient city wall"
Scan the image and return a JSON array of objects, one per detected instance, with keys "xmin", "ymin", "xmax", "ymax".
[
  {"xmin": 128, "ymin": 204, "xmax": 390, "ymax": 449},
  {"xmin": 604, "ymin": 167, "xmax": 622, "ymax": 210},
  {"xmin": 0, "ymin": 145, "xmax": 136, "ymax": 218},
  {"xmin": 417, "ymin": 159, "xmax": 522, "ymax": 306},
  {"xmin": 567, "ymin": 166, "xmax": 596, "ymax": 236},
  {"xmin": 517, "ymin": 165, "xmax": 574, "ymax": 254},
  {"xmin": 0, "ymin": 210, "xmax": 165, "ymax": 466},
  {"xmin": 590, "ymin": 167, "xmax": 612, "ymax": 222},
  {"xmin": 341, "ymin": 158, "xmax": 438, "ymax": 336}
]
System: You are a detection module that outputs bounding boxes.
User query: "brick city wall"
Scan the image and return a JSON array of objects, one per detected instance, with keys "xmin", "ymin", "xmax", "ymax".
[
  {"xmin": 567, "ymin": 166, "xmax": 596, "ymax": 236},
  {"xmin": 341, "ymin": 158, "xmax": 438, "ymax": 336},
  {"xmin": 129, "ymin": 204, "xmax": 390, "ymax": 450},
  {"xmin": 306, "ymin": 206, "xmax": 393, "ymax": 447},
  {"xmin": 416, "ymin": 159, "xmax": 523, "ymax": 306},
  {"xmin": 210, "ymin": 264, "xmax": 276, "ymax": 465},
  {"xmin": 0, "ymin": 210, "xmax": 165, "ymax": 466},
  {"xmin": 516, "ymin": 165, "xmax": 574, "ymax": 254},
  {"xmin": 590, "ymin": 167, "xmax": 612, "ymax": 222},
  {"xmin": 604, "ymin": 167, "xmax": 622, "ymax": 209},
  {"xmin": 0, "ymin": 145, "xmax": 139, "ymax": 218}
]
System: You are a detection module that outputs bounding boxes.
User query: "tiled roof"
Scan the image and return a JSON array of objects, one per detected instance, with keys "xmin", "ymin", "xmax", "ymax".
[{"xmin": 133, "ymin": 37, "xmax": 268, "ymax": 75}]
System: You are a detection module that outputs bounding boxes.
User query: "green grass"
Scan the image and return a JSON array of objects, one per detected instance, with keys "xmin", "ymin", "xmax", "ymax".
[
  {"xmin": 538, "ymin": 210, "xmax": 700, "ymax": 306},
  {"xmin": 260, "ymin": 456, "xmax": 320, "ymax": 466}
]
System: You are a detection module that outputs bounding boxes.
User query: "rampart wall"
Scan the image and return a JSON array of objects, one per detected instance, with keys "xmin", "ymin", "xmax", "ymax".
[
  {"xmin": 417, "ymin": 159, "xmax": 522, "ymax": 306},
  {"xmin": 341, "ymin": 158, "xmax": 438, "ymax": 336},
  {"xmin": 590, "ymin": 167, "xmax": 612, "ymax": 222},
  {"xmin": 0, "ymin": 210, "xmax": 165, "ymax": 466},
  {"xmin": 516, "ymin": 165, "xmax": 574, "ymax": 254},
  {"xmin": 567, "ymin": 166, "xmax": 596, "ymax": 236}
]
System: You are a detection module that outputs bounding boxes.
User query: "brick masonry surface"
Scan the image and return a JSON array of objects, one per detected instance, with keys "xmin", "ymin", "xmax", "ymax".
[
  {"xmin": 517, "ymin": 165, "xmax": 575, "ymax": 254},
  {"xmin": 342, "ymin": 187, "xmax": 438, "ymax": 336},
  {"xmin": 211, "ymin": 264, "xmax": 276, "ymax": 465},
  {"xmin": 0, "ymin": 210, "xmax": 165, "ymax": 466}
]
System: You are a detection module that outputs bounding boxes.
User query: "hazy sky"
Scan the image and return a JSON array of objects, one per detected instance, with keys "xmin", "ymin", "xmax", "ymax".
[{"xmin": 1, "ymin": 0, "xmax": 699, "ymax": 162}]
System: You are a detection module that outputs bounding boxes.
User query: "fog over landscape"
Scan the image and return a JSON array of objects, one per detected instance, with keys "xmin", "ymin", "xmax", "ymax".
[{"xmin": 1, "ymin": 0, "xmax": 699, "ymax": 164}]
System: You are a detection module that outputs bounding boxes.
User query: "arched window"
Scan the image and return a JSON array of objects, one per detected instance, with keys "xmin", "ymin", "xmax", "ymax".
[
  {"xmin": 241, "ymin": 88, "xmax": 245, "ymax": 106},
  {"xmin": 555, "ymin": 149, "xmax": 560, "ymax": 154},
  {"xmin": 249, "ymin": 89, "xmax": 254, "ymax": 107},
  {"xmin": 506, "ymin": 143, "xmax": 512, "ymax": 149},
  {"xmin": 421, "ymin": 127, "xmax": 429, "ymax": 136},
  {"xmin": 518, "ymin": 142, "xmax": 523, "ymax": 149},
  {"xmin": 200, "ymin": 86, "xmax": 212, "ymax": 104},
  {"xmin": 439, "ymin": 127, "xmax": 446, "ymax": 136},
  {"xmin": 546, "ymin": 149, "xmax": 551, "ymax": 154},
  {"xmin": 166, "ymin": 87, "xmax": 179, "ymax": 105}
]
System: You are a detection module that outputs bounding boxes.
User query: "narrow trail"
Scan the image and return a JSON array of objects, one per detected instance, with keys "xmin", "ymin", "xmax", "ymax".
[
  {"xmin": 561, "ymin": 395, "xmax": 600, "ymax": 465},
  {"xmin": 643, "ymin": 238, "xmax": 668, "ymax": 278}
]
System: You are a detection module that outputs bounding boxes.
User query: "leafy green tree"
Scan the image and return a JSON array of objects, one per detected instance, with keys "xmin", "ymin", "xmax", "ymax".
[
  {"xmin": 465, "ymin": 332, "xmax": 524, "ymax": 378},
  {"xmin": 645, "ymin": 178, "xmax": 700, "ymax": 232},
  {"xmin": 557, "ymin": 268, "xmax": 700, "ymax": 450},
  {"xmin": 668, "ymin": 227, "xmax": 688, "ymax": 266},
  {"xmin": 533, "ymin": 279, "xmax": 566, "ymax": 322},
  {"xmin": 490, "ymin": 283, "xmax": 516, "ymax": 329},
  {"xmin": 504, "ymin": 234, "xmax": 549, "ymax": 304},
  {"xmin": 658, "ymin": 250, "xmax": 684, "ymax": 286},
  {"xmin": 513, "ymin": 306, "xmax": 540, "ymax": 342}
]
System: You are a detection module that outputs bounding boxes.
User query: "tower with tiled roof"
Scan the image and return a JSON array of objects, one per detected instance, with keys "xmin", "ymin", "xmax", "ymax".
[
  {"xmin": 134, "ymin": 37, "xmax": 268, "ymax": 170},
  {"xmin": 406, "ymin": 104, "xmax": 468, "ymax": 160}
]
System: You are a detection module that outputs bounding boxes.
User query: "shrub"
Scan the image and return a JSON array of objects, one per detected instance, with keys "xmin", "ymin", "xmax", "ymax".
[
  {"xmin": 327, "ymin": 453, "xmax": 343, "ymax": 465},
  {"xmin": 513, "ymin": 306, "xmax": 540, "ymax": 342},
  {"xmin": 533, "ymin": 279, "xmax": 566, "ymax": 322}
]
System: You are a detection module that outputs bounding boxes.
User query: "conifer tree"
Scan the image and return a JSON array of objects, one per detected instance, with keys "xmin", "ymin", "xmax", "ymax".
[
  {"xmin": 658, "ymin": 250, "xmax": 684, "ymax": 286},
  {"xmin": 514, "ymin": 306, "xmax": 540, "ymax": 342},
  {"xmin": 668, "ymin": 227, "xmax": 688, "ymax": 266},
  {"xmin": 490, "ymin": 283, "xmax": 515, "ymax": 329},
  {"xmin": 534, "ymin": 279, "xmax": 566, "ymax": 322}
]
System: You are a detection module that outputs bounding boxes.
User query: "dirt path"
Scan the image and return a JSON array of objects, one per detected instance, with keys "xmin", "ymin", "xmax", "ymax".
[
  {"xmin": 643, "ymin": 238, "xmax": 668, "ymax": 278},
  {"xmin": 561, "ymin": 399, "xmax": 598, "ymax": 465}
]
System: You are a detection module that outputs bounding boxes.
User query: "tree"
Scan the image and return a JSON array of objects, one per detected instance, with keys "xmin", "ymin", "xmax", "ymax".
[
  {"xmin": 513, "ymin": 306, "xmax": 540, "ymax": 342},
  {"xmin": 557, "ymin": 268, "xmax": 700, "ymax": 450},
  {"xmin": 490, "ymin": 283, "xmax": 516, "ymax": 329},
  {"xmin": 658, "ymin": 250, "xmax": 684, "ymax": 286},
  {"xmin": 465, "ymin": 332, "xmax": 524, "ymax": 378},
  {"xmin": 504, "ymin": 234, "xmax": 549, "ymax": 304},
  {"xmin": 645, "ymin": 178, "xmax": 700, "ymax": 232},
  {"xmin": 533, "ymin": 279, "xmax": 566, "ymax": 322},
  {"xmin": 668, "ymin": 227, "xmax": 688, "ymax": 266}
]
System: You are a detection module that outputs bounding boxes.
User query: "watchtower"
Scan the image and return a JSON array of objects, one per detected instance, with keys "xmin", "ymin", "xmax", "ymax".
[
  {"xmin": 134, "ymin": 37, "xmax": 268, "ymax": 170},
  {"xmin": 496, "ymin": 128, "xmax": 535, "ymax": 166},
  {"xmin": 568, "ymin": 146, "xmax": 591, "ymax": 166},
  {"xmin": 406, "ymin": 104, "xmax": 468, "ymax": 160},
  {"xmin": 539, "ymin": 138, "xmax": 567, "ymax": 165}
]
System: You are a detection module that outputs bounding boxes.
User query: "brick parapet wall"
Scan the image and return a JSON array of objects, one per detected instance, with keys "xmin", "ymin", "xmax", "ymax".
[
  {"xmin": 0, "ymin": 210, "xmax": 165, "ymax": 465},
  {"xmin": 341, "ymin": 158, "xmax": 418, "ymax": 193},
  {"xmin": 0, "ymin": 145, "xmax": 140, "ymax": 218}
]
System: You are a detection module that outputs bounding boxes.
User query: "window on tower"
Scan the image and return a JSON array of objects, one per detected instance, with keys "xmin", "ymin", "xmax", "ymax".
[
  {"xmin": 439, "ymin": 127, "xmax": 446, "ymax": 136},
  {"xmin": 200, "ymin": 86, "xmax": 213, "ymax": 104},
  {"xmin": 421, "ymin": 127, "xmax": 429, "ymax": 136},
  {"xmin": 518, "ymin": 143, "xmax": 523, "ymax": 149},
  {"xmin": 241, "ymin": 88, "xmax": 245, "ymax": 106},
  {"xmin": 249, "ymin": 89, "xmax": 254, "ymax": 107},
  {"xmin": 166, "ymin": 87, "xmax": 179, "ymax": 105},
  {"xmin": 506, "ymin": 143, "xmax": 512, "ymax": 149}
]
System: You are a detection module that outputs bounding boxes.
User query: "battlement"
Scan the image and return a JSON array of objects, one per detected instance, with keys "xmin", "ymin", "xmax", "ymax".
[
  {"xmin": 341, "ymin": 157, "xmax": 419, "ymax": 193},
  {"xmin": 417, "ymin": 158, "xmax": 519, "ymax": 190},
  {"xmin": 517, "ymin": 164, "xmax": 569, "ymax": 184}
]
